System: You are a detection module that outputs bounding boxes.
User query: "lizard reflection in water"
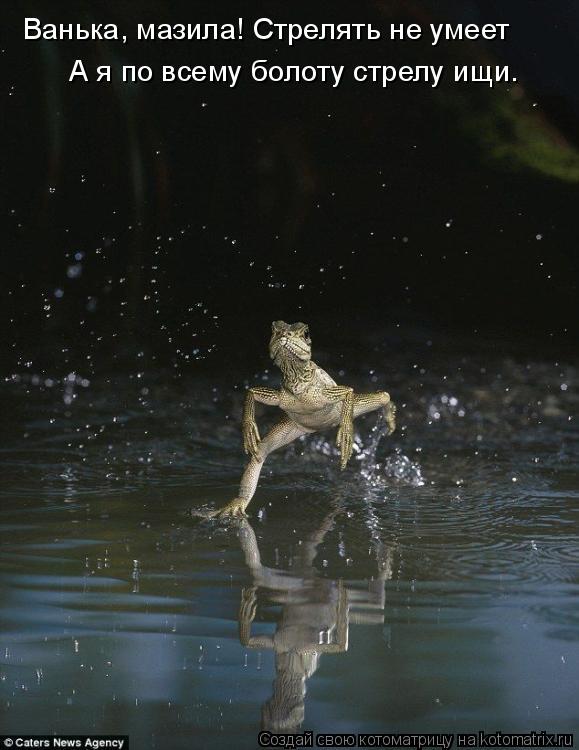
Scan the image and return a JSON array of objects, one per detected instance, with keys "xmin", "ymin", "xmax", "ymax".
[
  {"xmin": 210, "ymin": 321, "xmax": 396, "ymax": 518},
  {"xmin": 236, "ymin": 507, "xmax": 392, "ymax": 732}
]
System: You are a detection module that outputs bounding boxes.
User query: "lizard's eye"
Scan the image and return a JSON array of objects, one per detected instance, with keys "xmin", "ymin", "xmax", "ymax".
[{"xmin": 303, "ymin": 327, "xmax": 310, "ymax": 339}]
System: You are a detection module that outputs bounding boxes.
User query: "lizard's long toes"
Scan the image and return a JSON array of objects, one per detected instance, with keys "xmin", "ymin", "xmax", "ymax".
[{"xmin": 190, "ymin": 507, "xmax": 219, "ymax": 520}]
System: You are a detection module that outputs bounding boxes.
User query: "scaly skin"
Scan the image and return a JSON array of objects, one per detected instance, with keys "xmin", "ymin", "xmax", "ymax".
[{"xmin": 206, "ymin": 321, "xmax": 396, "ymax": 518}]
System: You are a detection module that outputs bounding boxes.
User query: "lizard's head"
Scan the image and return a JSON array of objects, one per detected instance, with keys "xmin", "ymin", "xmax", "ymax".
[{"xmin": 269, "ymin": 321, "xmax": 312, "ymax": 366}]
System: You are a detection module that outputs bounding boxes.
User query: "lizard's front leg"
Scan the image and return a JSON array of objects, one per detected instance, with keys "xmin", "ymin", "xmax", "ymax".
[
  {"xmin": 242, "ymin": 387, "xmax": 281, "ymax": 459},
  {"xmin": 238, "ymin": 585, "xmax": 258, "ymax": 646},
  {"xmin": 324, "ymin": 386, "xmax": 355, "ymax": 469},
  {"xmin": 238, "ymin": 585, "xmax": 274, "ymax": 649}
]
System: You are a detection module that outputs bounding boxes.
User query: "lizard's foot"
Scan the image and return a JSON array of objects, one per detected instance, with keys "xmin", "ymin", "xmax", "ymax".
[
  {"xmin": 240, "ymin": 585, "xmax": 258, "ymax": 621},
  {"xmin": 384, "ymin": 402, "xmax": 397, "ymax": 435},
  {"xmin": 336, "ymin": 420, "xmax": 354, "ymax": 470},
  {"xmin": 242, "ymin": 419, "xmax": 261, "ymax": 459},
  {"xmin": 215, "ymin": 497, "xmax": 249, "ymax": 518},
  {"xmin": 191, "ymin": 497, "xmax": 249, "ymax": 520}
]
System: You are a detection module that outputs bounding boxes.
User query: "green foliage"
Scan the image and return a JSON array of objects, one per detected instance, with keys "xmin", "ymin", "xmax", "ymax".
[{"xmin": 441, "ymin": 86, "xmax": 579, "ymax": 183}]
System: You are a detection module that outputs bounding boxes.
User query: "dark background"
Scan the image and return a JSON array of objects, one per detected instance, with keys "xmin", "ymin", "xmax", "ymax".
[{"xmin": 2, "ymin": 0, "xmax": 579, "ymax": 374}]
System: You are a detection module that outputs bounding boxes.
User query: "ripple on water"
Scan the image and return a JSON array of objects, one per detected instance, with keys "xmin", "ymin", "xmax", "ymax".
[
  {"xmin": 342, "ymin": 484, "xmax": 579, "ymax": 585},
  {"xmin": 531, "ymin": 597, "xmax": 579, "ymax": 642}
]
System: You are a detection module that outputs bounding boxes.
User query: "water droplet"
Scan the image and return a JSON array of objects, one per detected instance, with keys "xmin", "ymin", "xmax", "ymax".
[{"xmin": 67, "ymin": 264, "xmax": 82, "ymax": 279}]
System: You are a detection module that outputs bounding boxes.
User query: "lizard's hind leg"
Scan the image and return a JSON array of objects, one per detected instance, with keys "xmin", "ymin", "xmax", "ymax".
[
  {"xmin": 214, "ymin": 418, "xmax": 308, "ymax": 518},
  {"xmin": 354, "ymin": 392, "xmax": 396, "ymax": 434}
]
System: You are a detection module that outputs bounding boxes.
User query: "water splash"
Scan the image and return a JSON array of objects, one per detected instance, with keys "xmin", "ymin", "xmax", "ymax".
[
  {"xmin": 381, "ymin": 449, "xmax": 424, "ymax": 486},
  {"xmin": 357, "ymin": 411, "xmax": 389, "ymax": 482},
  {"xmin": 357, "ymin": 412, "xmax": 425, "ymax": 488},
  {"xmin": 297, "ymin": 411, "xmax": 424, "ymax": 488}
]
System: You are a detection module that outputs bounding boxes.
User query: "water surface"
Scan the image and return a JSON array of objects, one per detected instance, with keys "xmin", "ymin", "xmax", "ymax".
[{"xmin": 1, "ymin": 340, "xmax": 578, "ymax": 747}]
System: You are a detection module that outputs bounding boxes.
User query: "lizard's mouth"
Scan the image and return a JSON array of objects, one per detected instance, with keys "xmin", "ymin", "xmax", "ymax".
[{"xmin": 270, "ymin": 336, "xmax": 311, "ymax": 363}]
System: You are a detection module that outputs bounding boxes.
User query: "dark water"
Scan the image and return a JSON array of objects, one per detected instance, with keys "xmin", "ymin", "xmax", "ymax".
[{"xmin": 1, "ymin": 339, "xmax": 579, "ymax": 747}]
